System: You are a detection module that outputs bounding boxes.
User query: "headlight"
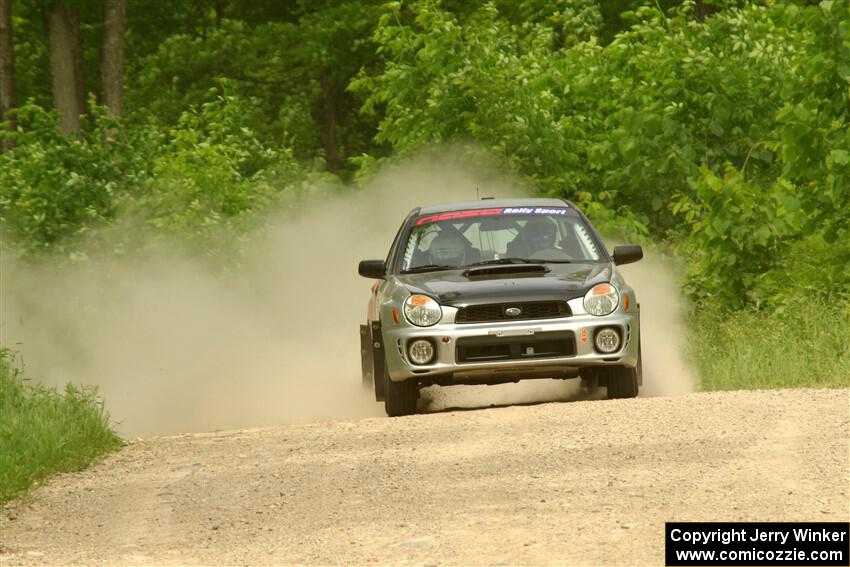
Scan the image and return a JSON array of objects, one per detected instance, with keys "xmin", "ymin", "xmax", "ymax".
[
  {"xmin": 583, "ymin": 283, "xmax": 619, "ymax": 316},
  {"xmin": 403, "ymin": 294, "xmax": 442, "ymax": 327}
]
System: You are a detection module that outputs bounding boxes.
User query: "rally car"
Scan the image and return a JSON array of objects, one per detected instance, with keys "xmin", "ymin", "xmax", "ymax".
[{"xmin": 358, "ymin": 198, "xmax": 644, "ymax": 417}]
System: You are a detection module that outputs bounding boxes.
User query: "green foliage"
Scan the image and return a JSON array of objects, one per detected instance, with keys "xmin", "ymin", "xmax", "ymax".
[
  {"xmin": 671, "ymin": 1, "xmax": 850, "ymax": 305},
  {"xmin": 350, "ymin": 0, "xmax": 645, "ymax": 237},
  {"xmin": 0, "ymin": 94, "xmax": 306, "ymax": 258},
  {"xmin": 128, "ymin": 3, "xmax": 382, "ymax": 174},
  {"xmin": 672, "ymin": 165, "xmax": 801, "ymax": 306},
  {"xmin": 0, "ymin": 101, "xmax": 149, "ymax": 256},
  {"xmin": 773, "ymin": 0, "xmax": 850, "ymax": 255},
  {"xmin": 135, "ymin": 94, "xmax": 299, "ymax": 241},
  {"xmin": 0, "ymin": 348, "xmax": 123, "ymax": 505},
  {"xmin": 9, "ymin": 6, "xmax": 52, "ymax": 109},
  {"xmin": 3, "ymin": 0, "xmax": 849, "ymax": 307},
  {"xmin": 495, "ymin": 0, "xmax": 603, "ymax": 45},
  {"xmin": 692, "ymin": 299, "xmax": 850, "ymax": 391},
  {"xmin": 130, "ymin": 20, "xmax": 293, "ymax": 130},
  {"xmin": 354, "ymin": 0, "xmax": 849, "ymax": 306},
  {"xmin": 591, "ymin": 2, "xmax": 800, "ymax": 228},
  {"xmin": 353, "ymin": 2, "xmax": 575, "ymax": 179}
]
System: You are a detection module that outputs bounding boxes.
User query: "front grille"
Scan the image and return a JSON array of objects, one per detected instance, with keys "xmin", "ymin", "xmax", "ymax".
[
  {"xmin": 455, "ymin": 301, "xmax": 570, "ymax": 323},
  {"xmin": 456, "ymin": 331, "xmax": 576, "ymax": 363}
]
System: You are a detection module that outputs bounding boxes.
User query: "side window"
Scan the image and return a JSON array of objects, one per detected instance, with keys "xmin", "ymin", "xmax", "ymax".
[
  {"xmin": 402, "ymin": 225, "xmax": 440, "ymax": 269},
  {"xmin": 387, "ymin": 214, "xmax": 416, "ymax": 270},
  {"xmin": 419, "ymin": 226, "xmax": 440, "ymax": 251},
  {"xmin": 401, "ymin": 234, "xmax": 418, "ymax": 269},
  {"xmin": 567, "ymin": 220, "xmax": 601, "ymax": 260}
]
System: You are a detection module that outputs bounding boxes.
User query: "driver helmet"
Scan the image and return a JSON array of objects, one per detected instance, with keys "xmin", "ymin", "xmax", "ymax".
[
  {"xmin": 523, "ymin": 217, "xmax": 557, "ymax": 251},
  {"xmin": 429, "ymin": 230, "xmax": 467, "ymax": 266}
]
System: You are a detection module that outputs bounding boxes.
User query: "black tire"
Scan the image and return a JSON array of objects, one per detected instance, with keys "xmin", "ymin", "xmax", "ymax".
[
  {"xmin": 606, "ymin": 337, "xmax": 642, "ymax": 399},
  {"xmin": 606, "ymin": 365, "xmax": 639, "ymax": 399},
  {"xmin": 383, "ymin": 363, "xmax": 418, "ymax": 417}
]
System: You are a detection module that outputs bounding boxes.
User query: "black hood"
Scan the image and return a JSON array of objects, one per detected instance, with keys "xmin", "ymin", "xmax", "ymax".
[{"xmin": 394, "ymin": 262, "xmax": 612, "ymax": 307}]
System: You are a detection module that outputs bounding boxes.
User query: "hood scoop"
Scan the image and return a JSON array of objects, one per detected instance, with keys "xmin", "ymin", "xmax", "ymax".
[{"xmin": 462, "ymin": 264, "xmax": 550, "ymax": 279}]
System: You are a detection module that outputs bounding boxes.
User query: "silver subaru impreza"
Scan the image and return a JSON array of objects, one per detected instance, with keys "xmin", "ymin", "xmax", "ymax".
[{"xmin": 358, "ymin": 198, "xmax": 644, "ymax": 416}]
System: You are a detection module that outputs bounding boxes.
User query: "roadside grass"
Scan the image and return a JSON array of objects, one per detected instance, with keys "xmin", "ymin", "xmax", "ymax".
[
  {"xmin": 0, "ymin": 348, "xmax": 123, "ymax": 506},
  {"xmin": 691, "ymin": 300, "xmax": 850, "ymax": 391}
]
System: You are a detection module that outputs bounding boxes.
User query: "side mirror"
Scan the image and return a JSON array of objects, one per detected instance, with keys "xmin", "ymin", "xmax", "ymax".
[
  {"xmin": 358, "ymin": 259, "xmax": 387, "ymax": 279},
  {"xmin": 612, "ymin": 245, "xmax": 643, "ymax": 266}
]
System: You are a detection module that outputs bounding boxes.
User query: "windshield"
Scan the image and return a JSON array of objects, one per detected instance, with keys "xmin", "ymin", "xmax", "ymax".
[{"xmin": 400, "ymin": 207, "xmax": 604, "ymax": 272}]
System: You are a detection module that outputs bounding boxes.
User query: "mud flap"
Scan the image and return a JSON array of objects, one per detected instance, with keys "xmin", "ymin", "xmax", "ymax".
[
  {"xmin": 595, "ymin": 367, "xmax": 609, "ymax": 387},
  {"xmin": 636, "ymin": 303, "xmax": 642, "ymax": 386},
  {"xmin": 637, "ymin": 339, "xmax": 643, "ymax": 386},
  {"xmin": 370, "ymin": 321, "xmax": 386, "ymax": 402},
  {"xmin": 360, "ymin": 324, "xmax": 373, "ymax": 390}
]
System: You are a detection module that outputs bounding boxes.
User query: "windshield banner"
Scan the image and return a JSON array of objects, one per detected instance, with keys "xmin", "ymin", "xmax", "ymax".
[{"xmin": 415, "ymin": 207, "xmax": 575, "ymax": 225}]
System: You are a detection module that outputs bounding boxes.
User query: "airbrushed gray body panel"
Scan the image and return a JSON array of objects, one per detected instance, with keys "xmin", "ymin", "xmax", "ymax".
[
  {"xmin": 370, "ymin": 265, "xmax": 640, "ymax": 383},
  {"xmin": 363, "ymin": 197, "xmax": 642, "ymax": 387}
]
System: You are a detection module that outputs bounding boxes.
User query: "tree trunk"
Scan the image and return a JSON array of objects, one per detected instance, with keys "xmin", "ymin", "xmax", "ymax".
[
  {"xmin": 320, "ymin": 71, "xmax": 339, "ymax": 174},
  {"xmin": 48, "ymin": 5, "xmax": 83, "ymax": 133},
  {"xmin": 0, "ymin": 0, "xmax": 15, "ymax": 149},
  {"xmin": 69, "ymin": 8, "xmax": 85, "ymax": 115},
  {"xmin": 101, "ymin": 0, "xmax": 125, "ymax": 118},
  {"xmin": 694, "ymin": 0, "xmax": 720, "ymax": 21}
]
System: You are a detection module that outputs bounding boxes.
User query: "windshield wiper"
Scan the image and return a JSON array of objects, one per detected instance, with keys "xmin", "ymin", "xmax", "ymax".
[
  {"xmin": 464, "ymin": 257, "xmax": 576, "ymax": 267},
  {"xmin": 401, "ymin": 264, "xmax": 456, "ymax": 274},
  {"xmin": 462, "ymin": 257, "xmax": 541, "ymax": 267}
]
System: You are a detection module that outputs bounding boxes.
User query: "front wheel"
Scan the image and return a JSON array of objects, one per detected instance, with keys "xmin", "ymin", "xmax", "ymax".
[
  {"xmin": 383, "ymin": 363, "xmax": 418, "ymax": 417},
  {"xmin": 606, "ymin": 365, "xmax": 639, "ymax": 398},
  {"xmin": 606, "ymin": 338, "xmax": 641, "ymax": 399}
]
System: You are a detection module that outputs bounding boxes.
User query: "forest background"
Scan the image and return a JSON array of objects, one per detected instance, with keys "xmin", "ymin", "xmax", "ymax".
[
  {"xmin": 2, "ymin": 0, "xmax": 848, "ymax": 503},
  {"xmin": 2, "ymin": 0, "xmax": 850, "ymax": 456}
]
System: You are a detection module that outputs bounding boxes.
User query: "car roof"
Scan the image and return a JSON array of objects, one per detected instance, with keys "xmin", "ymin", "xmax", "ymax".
[{"xmin": 416, "ymin": 197, "xmax": 572, "ymax": 215}]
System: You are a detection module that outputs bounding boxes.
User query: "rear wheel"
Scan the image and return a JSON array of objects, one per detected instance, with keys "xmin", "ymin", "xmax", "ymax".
[{"xmin": 383, "ymin": 363, "xmax": 418, "ymax": 417}]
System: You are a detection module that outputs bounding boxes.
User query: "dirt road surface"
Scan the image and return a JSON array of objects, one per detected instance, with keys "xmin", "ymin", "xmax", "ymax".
[{"xmin": 2, "ymin": 388, "xmax": 848, "ymax": 566}]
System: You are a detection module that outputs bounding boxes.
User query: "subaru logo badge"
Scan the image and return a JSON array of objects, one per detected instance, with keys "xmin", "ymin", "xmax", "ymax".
[{"xmin": 505, "ymin": 307, "xmax": 522, "ymax": 317}]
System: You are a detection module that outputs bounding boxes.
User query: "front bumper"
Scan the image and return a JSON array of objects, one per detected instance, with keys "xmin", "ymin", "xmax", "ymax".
[{"xmin": 381, "ymin": 305, "xmax": 639, "ymax": 383}]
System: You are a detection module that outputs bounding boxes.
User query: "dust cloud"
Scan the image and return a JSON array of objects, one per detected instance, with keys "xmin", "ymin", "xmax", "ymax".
[
  {"xmin": 1, "ymin": 150, "xmax": 693, "ymax": 437},
  {"xmin": 617, "ymin": 251, "xmax": 697, "ymax": 396},
  {"xmin": 1, "ymin": 150, "xmax": 521, "ymax": 436}
]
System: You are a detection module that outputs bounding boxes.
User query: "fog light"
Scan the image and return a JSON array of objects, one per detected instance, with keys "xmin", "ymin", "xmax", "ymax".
[
  {"xmin": 408, "ymin": 339, "xmax": 435, "ymax": 365},
  {"xmin": 594, "ymin": 328, "xmax": 621, "ymax": 354}
]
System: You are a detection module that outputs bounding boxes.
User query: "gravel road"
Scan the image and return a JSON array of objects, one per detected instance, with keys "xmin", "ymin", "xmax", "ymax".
[{"xmin": 1, "ymin": 388, "xmax": 848, "ymax": 566}]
